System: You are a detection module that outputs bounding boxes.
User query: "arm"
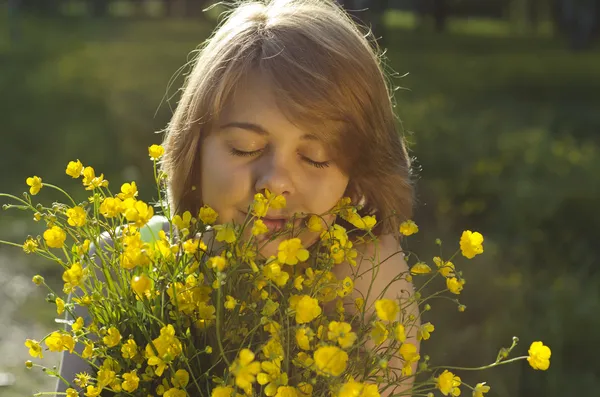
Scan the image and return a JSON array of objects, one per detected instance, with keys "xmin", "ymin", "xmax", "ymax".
[{"xmin": 333, "ymin": 234, "xmax": 421, "ymax": 396}]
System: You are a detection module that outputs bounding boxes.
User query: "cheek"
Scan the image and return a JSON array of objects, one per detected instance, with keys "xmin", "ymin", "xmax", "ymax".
[
  {"xmin": 300, "ymin": 171, "xmax": 349, "ymax": 214},
  {"xmin": 200, "ymin": 139, "xmax": 252, "ymax": 219}
]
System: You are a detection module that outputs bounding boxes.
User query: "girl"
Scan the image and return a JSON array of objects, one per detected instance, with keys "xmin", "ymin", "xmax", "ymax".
[{"xmin": 57, "ymin": 0, "xmax": 419, "ymax": 395}]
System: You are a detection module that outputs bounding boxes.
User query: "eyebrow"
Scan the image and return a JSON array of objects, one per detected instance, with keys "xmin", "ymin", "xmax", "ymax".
[{"xmin": 219, "ymin": 121, "xmax": 318, "ymax": 141}]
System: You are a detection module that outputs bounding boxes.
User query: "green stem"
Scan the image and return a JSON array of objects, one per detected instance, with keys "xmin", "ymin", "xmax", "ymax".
[{"xmin": 432, "ymin": 356, "xmax": 529, "ymax": 371}]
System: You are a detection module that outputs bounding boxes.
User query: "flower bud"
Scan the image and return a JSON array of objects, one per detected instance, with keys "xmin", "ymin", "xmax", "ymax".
[
  {"xmin": 458, "ymin": 304, "xmax": 466, "ymax": 312},
  {"xmin": 424, "ymin": 304, "xmax": 431, "ymax": 311},
  {"xmin": 25, "ymin": 360, "xmax": 33, "ymax": 369},
  {"xmin": 32, "ymin": 275, "xmax": 44, "ymax": 286},
  {"xmin": 435, "ymin": 238, "xmax": 442, "ymax": 246}
]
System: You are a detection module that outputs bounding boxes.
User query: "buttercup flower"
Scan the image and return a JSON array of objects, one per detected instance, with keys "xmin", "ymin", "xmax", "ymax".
[
  {"xmin": 43, "ymin": 226, "xmax": 66, "ymax": 249},
  {"xmin": 417, "ymin": 322, "xmax": 435, "ymax": 341},
  {"xmin": 65, "ymin": 160, "xmax": 83, "ymax": 178},
  {"xmin": 199, "ymin": 205, "xmax": 218, "ymax": 224},
  {"xmin": 148, "ymin": 144, "xmax": 165, "ymax": 160},
  {"xmin": 447, "ymin": 277, "xmax": 466, "ymax": 295},
  {"xmin": 527, "ymin": 341, "xmax": 551, "ymax": 370},
  {"xmin": 294, "ymin": 295, "xmax": 322, "ymax": 324},
  {"xmin": 473, "ymin": 382, "xmax": 490, "ymax": 397},
  {"xmin": 460, "ymin": 230, "xmax": 484, "ymax": 259},
  {"xmin": 229, "ymin": 349, "xmax": 261, "ymax": 394},
  {"xmin": 375, "ymin": 299, "xmax": 399, "ymax": 322},
  {"xmin": 26, "ymin": 176, "xmax": 42, "ymax": 195},
  {"xmin": 399, "ymin": 220, "xmax": 419, "ymax": 236},
  {"xmin": 122, "ymin": 371, "xmax": 140, "ymax": 392},
  {"xmin": 314, "ymin": 345, "xmax": 348, "ymax": 376},
  {"xmin": 278, "ymin": 238, "xmax": 309, "ymax": 265},
  {"xmin": 25, "ymin": 339, "xmax": 43, "ymax": 358},
  {"xmin": 103, "ymin": 327, "xmax": 122, "ymax": 348},
  {"xmin": 436, "ymin": 370, "xmax": 461, "ymax": 396},
  {"xmin": 411, "ymin": 262, "xmax": 432, "ymax": 275},
  {"xmin": 66, "ymin": 206, "xmax": 87, "ymax": 227},
  {"xmin": 23, "ymin": 238, "xmax": 38, "ymax": 254}
]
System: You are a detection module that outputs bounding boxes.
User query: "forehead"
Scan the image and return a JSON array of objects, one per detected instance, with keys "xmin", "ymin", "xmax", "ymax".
[{"xmin": 217, "ymin": 72, "xmax": 344, "ymax": 142}]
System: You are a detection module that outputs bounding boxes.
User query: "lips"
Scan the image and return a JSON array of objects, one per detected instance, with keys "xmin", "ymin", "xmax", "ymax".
[{"xmin": 261, "ymin": 218, "xmax": 287, "ymax": 232}]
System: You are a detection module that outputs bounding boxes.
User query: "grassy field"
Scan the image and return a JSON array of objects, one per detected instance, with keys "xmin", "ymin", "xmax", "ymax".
[{"xmin": 1, "ymin": 4, "xmax": 599, "ymax": 397}]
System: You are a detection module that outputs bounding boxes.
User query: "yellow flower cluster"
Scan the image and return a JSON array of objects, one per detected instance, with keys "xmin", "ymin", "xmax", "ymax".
[{"xmin": 2, "ymin": 145, "xmax": 550, "ymax": 397}]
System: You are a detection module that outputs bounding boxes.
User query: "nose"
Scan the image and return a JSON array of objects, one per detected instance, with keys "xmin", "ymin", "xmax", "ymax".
[{"xmin": 254, "ymin": 152, "xmax": 295, "ymax": 197}]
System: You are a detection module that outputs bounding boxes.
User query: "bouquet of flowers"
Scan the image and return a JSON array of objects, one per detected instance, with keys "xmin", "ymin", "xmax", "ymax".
[{"xmin": 2, "ymin": 145, "xmax": 550, "ymax": 397}]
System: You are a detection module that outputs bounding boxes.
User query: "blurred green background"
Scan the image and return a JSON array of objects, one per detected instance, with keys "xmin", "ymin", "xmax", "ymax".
[{"xmin": 0, "ymin": 0, "xmax": 599, "ymax": 396}]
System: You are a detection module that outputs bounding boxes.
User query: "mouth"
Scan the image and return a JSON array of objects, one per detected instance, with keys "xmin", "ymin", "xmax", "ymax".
[{"xmin": 239, "ymin": 211, "xmax": 304, "ymax": 234}]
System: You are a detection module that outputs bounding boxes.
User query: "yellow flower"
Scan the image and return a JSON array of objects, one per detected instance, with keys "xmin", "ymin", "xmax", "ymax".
[
  {"xmin": 338, "ymin": 276, "xmax": 353, "ymax": 297},
  {"xmin": 296, "ymin": 327, "xmax": 313, "ymax": 350},
  {"xmin": 71, "ymin": 317, "xmax": 84, "ymax": 332},
  {"xmin": 116, "ymin": 182, "xmax": 138, "ymax": 200},
  {"xmin": 171, "ymin": 369, "xmax": 190, "ymax": 388},
  {"xmin": 74, "ymin": 373, "xmax": 91, "ymax": 388},
  {"xmin": 148, "ymin": 144, "xmax": 165, "ymax": 160},
  {"xmin": 394, "ymin": 323, "xmax": 406, "ymax": 342},
  {"xmin": 131, "ymin": 274, "xmax": 152, "ymax": 298},
  {"xmin": 43, "ymin": 226, "xmax": 66, "ymax": 249},
  {"xmin": 124, "ymin": 200, "xmax": 154, "ymax": 227},
  {"xmin": 313, "ymin": 345, "xmax": 348, "ymax": 376},
  {"xmin": 347, "ymin": 213, "xmax": 377, "ymax": 231},
  {"xmin": 417, "ymin": 322, "xmax": 435, "ymax": 341},
  {"xmin": 277, "ymin": 238, "xmax": 309, "ymax": 265},
  {"xmin": 307, "ymin": 215, "xmax": 323, "ymax": 232},
  {"xmin": 63, "ymin": 262, "xmax": 83, "ymax": 293},
  {"xmin": 215, "ymin": 224, "xmax": 237, "ymax": 243},
  {"xmin": 375, "ymin": 299, "xmax": 399, "ymax": 322},
  {"xmin": 327, "ymin": 321, "xmax": 357, "ymax": 349},
  {"xmin": 434, "ymin": 257, "xmax": 455, "ymax": 278},
  {"xmin": 97, "ymin": 368, "xmax": 116, "ymax": 388},
  {"xmin": 103, "ymin": 327, "xmax": 122, "ymax": 348},
  {"xmin": 122, "ymin": 371, "xmax": 140, "ymax": 392},
  {"xmin": 399, "ymin": 220, "xmax": 418, "ymax": 236},
  {"xmin": 370, "ymin": 322, "xmax": 389, "ymax": 345},
  {"xmin": 25, "ymin": 339, "xmax": 43, "ymax": 358},
  {"xmin": 447, "ymin": 277, "xmax": 465, "ymax": 295},
  {"xmin": 82, "ymin": 341, "xmax": 94, "ymax": 359},
  {"xmin": 410, "ymin": 262, "xmax": 432, "ymax": 275},
  {"xmin": 66, "ymin": 206, "xmax": 87, "ymax": 227},
  {"xmin": 45, "ymin": 332, "xmax": 64, "ymax": 352},
  {"xmin": 265, "ymin": 189, "xmax": 286, "ymax": 209},
  {"xmin": 23, "ymin": 238, "xmax": 38, "ymax": 254},
  {"xmin": 436, "ymin": 370, "xmax": 461, "ymax": 396},
  {"xmin": 163, "ymin": 387, "xmax": 188, "ymax": 397},
  {"xmin": 172, "ymin": 211, "xmax": 193, "ymax": 233},
  {"xmin": 26, "ymin": 176, "xmax": 42, "ymax": 195},
  {"xmin": 199, "ymin": 205, "xmax": 219, "ymax": 224},
  {"xmin": 85, "ymin": 386, "xmax": 102, "ymax": 397},
  {"xmin": 473, "ymin": 383, "xmax": 490, "ymax": 397},
  {"xmin": 121, "ymin": 339, "xmax": 138, "ymax": 359},
  {"xmin": 527, "ymin": 341, "xmax": 551, "ymax": 370},
  {"xmin": 55, "ymin": 297, "xmax": 65, "ymax": 315},
  {"xmin": 66, "ymin": 388, "xmax": 78, "ymax": 397},
  {"xmin": 252, "ymin": 219, "xmax": 269, "ymax": 235},
  {"xmin": 61, "ymin": 334, "xmax": 75, "ymax": 353},
  {"xmin": 338, "ymin": 379, "xmax": 380, "ymax": 397},
  {"xmin": 66, "ymin": 160, "xmax": 83, "ymax": 178},
  {"xmin": 99, "ymin": 197, "xmax": 123, "ymax": 218},
  {"xmin": 275, "ymin": 386, "xmax": 299, "ymax": 397},
  {"xmin": 212, "ymin": 386, "xmax": 234, "ymax": 397},
  {"xmin": 229, "ymin": 349, "xmax": 261, "ymax": 394},
  {"xmin": 225, "ymin": 295, "xmax": 237, "ymax": 310},
  {"xmin": 460, "ymin": 230, "xmax": 484, "ymax": 259},
  {"xmin": 294, "ymin": 295, "xmax": 322, "ymax": 324},
  {"xmin": 399, "ymin": 342, "xmax": 420, "ymax": 364},
  {"xmin": 209, "ymin": 255, "xmax": 228, "ymax": 272},
  {"xmin": 82, "ymin": 166, "xmax": 108, "ymax": 190}
]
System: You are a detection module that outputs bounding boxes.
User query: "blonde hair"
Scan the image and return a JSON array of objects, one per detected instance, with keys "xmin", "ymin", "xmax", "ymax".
[{"xmin": 161, "ymin": 0, "xmax": 413, "ymax": 236}]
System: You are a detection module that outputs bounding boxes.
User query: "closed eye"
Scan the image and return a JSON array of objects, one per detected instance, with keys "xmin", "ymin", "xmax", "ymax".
[{"xmin": 229, "ymin": 147, "xmax": 330, "ymax": 169}]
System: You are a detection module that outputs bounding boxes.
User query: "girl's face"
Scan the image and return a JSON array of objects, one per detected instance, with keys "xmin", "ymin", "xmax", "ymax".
[{"xmin": 200, "ymin": 73, "xmax": 350, "ymax": 257}]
